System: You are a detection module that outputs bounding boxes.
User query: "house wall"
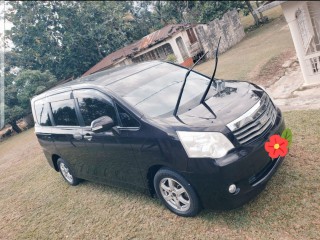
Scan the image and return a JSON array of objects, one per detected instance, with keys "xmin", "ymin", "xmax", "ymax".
[
  {"xmin": 116, "ymin": 9, "xmax": 245, "ymax": 68},
  {"xmin": 132, "ymin": 31, "xmax": 196, "ymax": 64},
  {"xmin": 282, "ymin": 1, "xmax": 320, "ymax": 85},
  {"xmin": 194, "ymin": 9, "xmax": 245, "ymax": 59}
]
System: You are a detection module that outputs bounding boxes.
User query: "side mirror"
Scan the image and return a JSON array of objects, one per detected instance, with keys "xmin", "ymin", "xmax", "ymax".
[{"xmin": 91, "ymin": 116, "xmax": 114, "ymax": 133}]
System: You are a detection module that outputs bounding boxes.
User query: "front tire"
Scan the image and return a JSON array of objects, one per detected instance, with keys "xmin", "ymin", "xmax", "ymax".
[
  {"xmin": 57, "ymin": 158, "xmax": 80, "ymax": 186},
  {"xmin": 154, "ymin": 168, "xmax": 201, "ymax": 217}
]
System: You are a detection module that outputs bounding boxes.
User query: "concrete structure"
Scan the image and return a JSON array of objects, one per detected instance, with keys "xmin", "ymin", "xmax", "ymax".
[
  {"xmin": 82, "ymin": 24, "xmax": 204, "ymax": 76},
  {"xmin": 195, "ymin": 10, "xmax": 245, "ymax": 58},
  {"xmin": 83, "ymin": 10, "xmax": 245, "ymax": 77},
  {"xmin": 257, "ymin": 1, "xmax": 320, "ymax": 86}
]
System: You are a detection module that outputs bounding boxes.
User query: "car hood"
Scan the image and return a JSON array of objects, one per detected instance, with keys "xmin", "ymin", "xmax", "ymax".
[{"xmin": 152, "ymin": 81, "xmax": 265, "ymax": 131}]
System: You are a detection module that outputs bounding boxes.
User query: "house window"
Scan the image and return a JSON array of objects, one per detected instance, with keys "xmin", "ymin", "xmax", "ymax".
[
  {"xmin": 186, "ymin": 28, "xmax": 198, "ymax": 44},
  {"xmin": 132, "ymin": 43, "xmax": 174, "ymax": 63},
  {"xmin": 162, "ymin": 43, "xmax": 174, "ymax": 56}
]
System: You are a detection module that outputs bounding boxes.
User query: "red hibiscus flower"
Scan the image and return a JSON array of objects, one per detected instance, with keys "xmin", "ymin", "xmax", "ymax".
[{"xmin": 264, "ymin": 135, "xmax": 288, "ymax": 159}]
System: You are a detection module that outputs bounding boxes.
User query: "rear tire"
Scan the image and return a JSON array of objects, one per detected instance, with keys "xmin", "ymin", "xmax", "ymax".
[
  {"xmin": 154, "ymin": 168, "xmax": 201, "ymax": 217},
  {"xmin": 57, "ymin": 158, "xmax": 80, "ymax": 186}
]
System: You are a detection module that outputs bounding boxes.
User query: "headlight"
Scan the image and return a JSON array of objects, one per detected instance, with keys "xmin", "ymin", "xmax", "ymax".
[{"xmin": 176, "ymin": 131, "xmax": 234, "ymax": 158}]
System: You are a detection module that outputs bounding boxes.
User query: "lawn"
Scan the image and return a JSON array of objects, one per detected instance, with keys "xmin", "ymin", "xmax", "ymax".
[{"xmin": 0, "ymin": 110, "xmax": 320, "ymax": 239}]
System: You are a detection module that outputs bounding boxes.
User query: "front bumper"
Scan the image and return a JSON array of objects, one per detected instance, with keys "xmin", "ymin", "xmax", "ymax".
[{"xmin": 181, "ymin": 108, "xmax": 286, "ymax": 210}]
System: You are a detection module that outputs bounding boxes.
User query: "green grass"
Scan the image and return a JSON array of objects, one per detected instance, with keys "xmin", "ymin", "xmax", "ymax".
[
  {"xmin": 1, "ymin": 110, "xmax": 320, "ymax": 239},
  {"xmin": 240, "ymin": 5, "xmax": 284, "ymax": 30}
]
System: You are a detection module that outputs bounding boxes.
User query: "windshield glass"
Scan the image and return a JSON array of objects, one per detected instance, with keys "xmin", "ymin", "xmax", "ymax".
[{"xmin": 110, "ymin": 63, "xmax": 216, "ymax": 117}]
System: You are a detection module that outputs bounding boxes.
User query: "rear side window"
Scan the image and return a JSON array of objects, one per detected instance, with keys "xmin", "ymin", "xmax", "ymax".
[
  {"xmin": 34, "ymin": 101, "xmax": 52, "ymax": 126},
  {"xmin": 50, "ymin": 99, "xmax": 79, "ymax": 126},
  {"xmin": 74, "ymin": 89, "xmax": 118, "ymax": 126}
]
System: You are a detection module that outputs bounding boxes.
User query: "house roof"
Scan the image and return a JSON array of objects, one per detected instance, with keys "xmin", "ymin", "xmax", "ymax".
[{"xmin": 82, "ymin": 24, "xmax": 190, "ymax": 76}]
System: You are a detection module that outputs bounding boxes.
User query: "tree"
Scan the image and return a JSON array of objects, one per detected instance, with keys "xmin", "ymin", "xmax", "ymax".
[
  {"xmin": 255, "ymin": 1, "xmax": 268, "ymax": 23},
  {"xmin": 5, "ymin": 1, "xmax": 146, "ymax": 80},
  {"xmin": 245, "ymin": 1, "xmax": 260, "ymax": 25},
  {"xmin": 131, "ymin": 1, "xmax": 247, "ymax": 26},
  {"xmin": 193, "ymin": 1, "xmax": 245, "ymax": 23},
  {"xmin": 4, "ymin": 70, "xmax": 57, "ymax": 132}
]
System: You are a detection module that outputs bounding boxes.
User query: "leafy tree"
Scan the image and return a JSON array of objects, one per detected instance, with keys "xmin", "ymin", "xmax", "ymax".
[
  {"xmin": 4, "ymin": 70, "xmax": 57, "ymax": 132},
  {"xmin": 5, "ymin": 1, "xmax": 144, "ymax": 80},
  {"xmin": 192, "ymin": 1, "xmax": 245, "ymax": 23},
  {"xmin": 5, "ymin": 1, "xmax": 261, "ymax": 82}
]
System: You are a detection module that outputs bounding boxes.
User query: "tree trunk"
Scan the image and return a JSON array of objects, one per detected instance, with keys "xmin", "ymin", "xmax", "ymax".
[
  {"xmin": 9, "ymin": 121, "xmax": 22, "ymax": 133},
  {"xmin": 245, "ymin": 1, "xmax": 259, "ymax": 25},
  {"xmin": 255, "ymin": 1, "xmax": 264, "ymax": 19}
]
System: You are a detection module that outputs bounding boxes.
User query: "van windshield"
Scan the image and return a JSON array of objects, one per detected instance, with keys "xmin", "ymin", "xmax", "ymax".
[{"xmin": 107, "ymin": 63, "xmax": 216, "ymax": 117}]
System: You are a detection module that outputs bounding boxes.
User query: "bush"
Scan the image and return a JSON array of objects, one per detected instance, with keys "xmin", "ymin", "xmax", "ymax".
[{"xmin": 166, "ymin": 54, "xmax": 177, "ymax": 63}]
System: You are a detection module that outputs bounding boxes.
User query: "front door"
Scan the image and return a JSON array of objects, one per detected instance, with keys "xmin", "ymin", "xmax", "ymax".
[
  {"xmin": 73, "ymin": 89, "xmax": 144, "ymax": 188},
  {"xmin": 48, "ymin": 91, "xmax": 87, "ymax": 176}
]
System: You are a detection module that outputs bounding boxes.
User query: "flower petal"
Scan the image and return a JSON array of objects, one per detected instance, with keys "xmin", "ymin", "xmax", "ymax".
[
  {"xmin": 278, "ymin": 146, "xmax": 288, "ymax": 157},
  {"xmin": 279, "ymin": 138, "xmax": 288, "ymax": 148},
  {"xmin": 265, "ymin": 142, "xmax": 274, "ymax": 152},
  {"xmin": 269, "ymin": 135, "xmax": 279, "ymax": 145},
  {"xmin": 269, "ymin": 148, "xmax": 280, "ymax": 158}
]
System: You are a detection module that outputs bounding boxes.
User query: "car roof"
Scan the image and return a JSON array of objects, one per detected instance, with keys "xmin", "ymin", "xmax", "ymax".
[
  {"xmin": 33, "ymin": 61, "xmax": 172, "ymax": 100},
  {"xmin": 57, "ymin": 61, "xmax": 165, "ymax": 89}
]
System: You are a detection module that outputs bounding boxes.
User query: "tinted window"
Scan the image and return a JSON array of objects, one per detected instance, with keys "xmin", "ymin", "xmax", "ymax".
[
  {"xmin": 117, "ymin": 104, "xmax": 140, "ymax": 127},
  {"xmin": 34, "ymin": 101, "xmax": 52, "ymax": 126},
  {"xmin": 51, "ymin": 99, "xmax": 79, "ymax": 126},
  {"xmin": 74, "ymin": 89, "xmax": 118, "ymax": 126}
]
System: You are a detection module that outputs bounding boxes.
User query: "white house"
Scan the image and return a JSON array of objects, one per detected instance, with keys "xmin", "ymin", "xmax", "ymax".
[
  {"xmin": 82, "ymin": 24, "xmax": 204, "ymax": 76},
  {"xmin": 82, "ymin": 10, "xmax": 245, "ymax": 77}
]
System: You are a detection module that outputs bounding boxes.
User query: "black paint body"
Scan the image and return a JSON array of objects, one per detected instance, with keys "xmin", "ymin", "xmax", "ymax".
[{"xmin": 31, "ymin": 61, "xmax": 285, "ymax": 210}]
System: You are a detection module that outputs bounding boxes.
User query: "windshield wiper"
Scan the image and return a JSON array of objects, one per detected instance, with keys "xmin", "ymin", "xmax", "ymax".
[
  {"xmin": 200, "ymin": 37, "xmax": 221, "ymax": 104},
  {"xmin": 173, "ymin": 51, "xmax": 208, "ymax": 116}
]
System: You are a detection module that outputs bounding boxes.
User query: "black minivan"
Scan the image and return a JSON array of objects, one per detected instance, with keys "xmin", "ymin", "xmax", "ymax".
[{"xmin": 31, "ymin": 61, "xmax": 285, "ymax": 217}]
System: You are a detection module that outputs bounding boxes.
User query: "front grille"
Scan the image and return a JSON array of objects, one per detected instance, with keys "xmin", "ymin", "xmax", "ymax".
[{"xmin": 228, "ymin": 94, "xmax": 277, "ymax": 145}]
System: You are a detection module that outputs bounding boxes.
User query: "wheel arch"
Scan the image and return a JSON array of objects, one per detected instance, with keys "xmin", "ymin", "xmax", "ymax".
[
  {"xmin": 147, "ymin": 165, "xmax": 177, "ymax": 196},
  {"xmin": 147, "ymin": 165, "xmax": 165, "ymax": 196},
  {"xmin": 52, "ymin": 154, "xmax": 60, "ymax": 171}
]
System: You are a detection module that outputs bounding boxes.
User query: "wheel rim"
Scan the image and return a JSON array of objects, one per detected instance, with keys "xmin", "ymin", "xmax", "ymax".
[
  {"xmin": 159, "ymin": 178, "xmax": 191, "ymax": 211},
  {"xmin": 60, "ymin": 163, "xmax": 74, "ymax": 183}
]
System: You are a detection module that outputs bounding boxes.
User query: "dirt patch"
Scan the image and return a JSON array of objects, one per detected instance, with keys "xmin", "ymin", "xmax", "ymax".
[{"xmin": 249, "ymin": 50, "xmax": 296, "ymax": 87}]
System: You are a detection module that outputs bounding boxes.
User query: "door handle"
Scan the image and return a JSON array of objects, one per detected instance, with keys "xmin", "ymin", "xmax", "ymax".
[
  {"xmin": 84, "ymin": 134, "xmax": 92, "ymax": 141},
  {"xmin": 73, "ymin": 134, "xmax": 82, "ymax": 140},
  {"xmin": 37, "ymin": 133, "xmax": 52, "ymax": 140}
]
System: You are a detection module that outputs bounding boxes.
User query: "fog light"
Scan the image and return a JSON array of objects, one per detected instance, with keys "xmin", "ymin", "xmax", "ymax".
[{"xmin": 228, "ymin": 184, "xmax": 237, "ymax": 194}]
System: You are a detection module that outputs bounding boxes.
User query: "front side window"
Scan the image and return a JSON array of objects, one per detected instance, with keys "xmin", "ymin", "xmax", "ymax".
[
  {"xmin": 74, "ymin": 89, "xmax": 118, "ymax": 126},
  {"xmin": 34, "ymin": 101, "xmax": 52, "ymax": 126},
  {"xmin": 117, "ymin": 104, "xmax": 140, "ymax": 128},
  {"xmin": 50, "ymin": 99, "xmax": 79, "ymax": 126}
]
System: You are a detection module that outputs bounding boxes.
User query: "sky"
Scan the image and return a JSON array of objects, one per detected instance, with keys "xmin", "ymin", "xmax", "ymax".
[
  {"xmin": 0, "ymin": 1, "xmax": 4, "ymax": 35},
  {"xmin": 0, "ymin": 1, "xmax": 4, "ymax": 129},
  {"xmin": 0, "ymin": 1, "xmax": 13, "ymax": 35},
  {"xmin": 0, "ymin": 1, "xmax": 13, "ymax": 51}
]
